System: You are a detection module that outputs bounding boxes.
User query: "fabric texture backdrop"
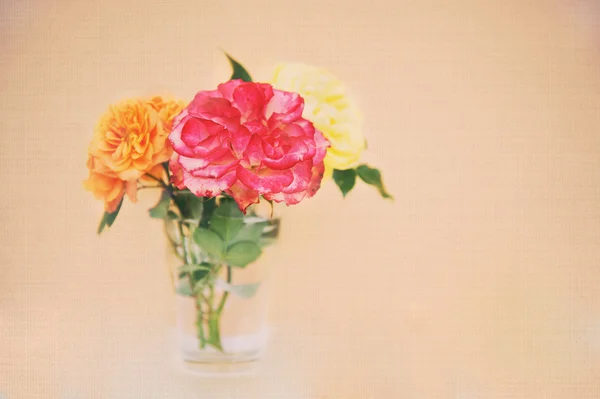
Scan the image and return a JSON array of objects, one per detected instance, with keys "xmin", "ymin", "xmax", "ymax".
[{"xmin": 1, "ymin": 0, "xmax": 599, "ymax": 398}]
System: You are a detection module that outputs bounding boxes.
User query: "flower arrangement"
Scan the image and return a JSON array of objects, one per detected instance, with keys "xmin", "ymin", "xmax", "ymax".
[{"xmin": 84, "ymin": 53, "xmax": 391, "ymax": 365}]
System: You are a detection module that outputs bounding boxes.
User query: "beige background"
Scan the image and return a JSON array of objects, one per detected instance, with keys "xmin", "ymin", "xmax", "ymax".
[{"xmin": 1, "ymin": 0, "xmax": 600, "ymax": 398}]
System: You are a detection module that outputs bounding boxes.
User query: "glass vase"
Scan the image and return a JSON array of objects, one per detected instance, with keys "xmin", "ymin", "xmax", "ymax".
[{"xmin": 163, "ymin": 195, "xmax": 280, "ymax": 373}]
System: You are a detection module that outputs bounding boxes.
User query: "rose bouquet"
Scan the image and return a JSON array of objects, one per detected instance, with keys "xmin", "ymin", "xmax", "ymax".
[{"xmin": 84, "ymin": 54, "xmax": 391, "ymax": 369}]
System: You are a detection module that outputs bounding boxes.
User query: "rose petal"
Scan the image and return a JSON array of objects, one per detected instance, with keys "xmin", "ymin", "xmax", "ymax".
[
  {"xmin": 282, "ymin": 160, "xmax": 312, "ymax": 193},
  {"xmin": 172, "ymin": 109, "xmax": 189, "ymax": 131},
  {"xmin": 233, "ymin": 83, "xmax": 266, "ymax": 122},
  {"xmin": 313, "ymin": 129, "xmax": 330, "ymax": 164},
  {"xmin": 187, "ymin": 93, "xmax": 241, "ymax": 132},
  {"xmin": 230, "ymin": 125, "xmax": 252, "ymax": 158},
  {"xmin": 225, "ymin": 180, "xmax": 260, "ymax": 213},
  {"xmin": 126, "ymin": 179, "xmax": 138, "ymax": 202},
  {"xmin": 170, "ymin": 117, "xmax": 228, "ymax": 158},
  {"xmin": 262, "ymin": 138, "xmax": 309, "ymax": 170},
  {"xmin": 243, "ymin": 134, "xmax": 265, "ymax": 167},
  {"xmin": 180, "ymin": 118, "xmax": 210, "ymax": 147},
  {"xmin": 182, "ymin": 168, "xmax": 237, "ymax": 198},
  {"xmin": 176, "ymin": 155, "xmax": 210, "ymax": 172},
  {"xmin": 236, "ymin": 164, "xmax": 294, "ymax": 194},
  {"xmin": 243, "ymin": 119, "xmax": 268, "ymax": 136},
  {"xmin": 257, "ymin": 83, "xmax": 274, "ymax": 104},
  {"xmin": 217, "ymin": 80, "xmax": 245, "ymax": 102},
  {"xmin": 265, "ymin": 90, "xmax": 304, "ymax": 124},
  {"xmin": 105, "ymin": 190, "xmax": 126, "ymax": 213},
  {"xmin": 263, "ymin": 190, "xmax": 306, "ymax": 206},
  {"xmin": 190, "ymin": 153, "xmax": 240, "ymax": 179},
  {"xmin": 169, "ymin": 157, "xmax": 185, "ymax": 189},
  {"xmin": 282, "ymin": 122, "xmax": 308, "ymax": 138},
  {"xmin": 306, "ymin": 161, "xmax": 325, "ymax": 198}
]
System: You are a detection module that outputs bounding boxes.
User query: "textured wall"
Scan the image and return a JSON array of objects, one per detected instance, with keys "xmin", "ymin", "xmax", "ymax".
[{"xmin": 1, "ymin": 0, "xmax": 599, "ymax": 398}]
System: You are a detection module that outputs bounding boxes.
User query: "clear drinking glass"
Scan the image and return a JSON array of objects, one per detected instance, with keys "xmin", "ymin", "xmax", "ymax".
[{"xmin": 163, "ymin": 200, "xmax": 280, "ymax": 373}]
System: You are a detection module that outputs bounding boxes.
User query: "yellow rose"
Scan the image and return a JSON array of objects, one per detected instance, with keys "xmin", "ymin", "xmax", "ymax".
[{"xmin": 271, "ymin": 63, "xmax": 365, "ymax": 172}]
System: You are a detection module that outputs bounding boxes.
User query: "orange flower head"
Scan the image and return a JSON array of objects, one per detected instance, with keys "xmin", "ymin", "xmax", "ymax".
[
  {"xmin": 147, "ymin": 96, "xmax": 186, "ymax": 132},
  {"xmin": 85, "ymin": 96, "xmax": 186, "ymax": 211},
  {"xmin": 89, "ymin": 97, "xmax": 183, "ymax": 181},
  {"xmin": 83, "ymin": 156, "xmax": 136, "ymax": 213}
]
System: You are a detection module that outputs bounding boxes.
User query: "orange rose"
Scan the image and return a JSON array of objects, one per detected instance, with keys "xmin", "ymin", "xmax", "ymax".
[
  {"xmin": 147, "ymin": 96, "xmax": 186, "ymax": 132},
  {"xmin": 141, "ymin": 97, "xmax": 186, "ymax": 183},
  {"xmin": 89, "ymin": 98, "xmax": 162, "ymax": 181},
  {"xmin": 83, "ymin": 156, "xmax": 136, "ymax": 213},
  {"xmin": 85, "ymin": 96, "xmax": 186, "ymax": 211}
]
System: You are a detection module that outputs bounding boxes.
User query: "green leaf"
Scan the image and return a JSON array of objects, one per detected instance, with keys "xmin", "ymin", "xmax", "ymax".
[
  {"xmin": 148, "ymin": 189, "xmax": 172, "ymax": 219},
  {"xmin": 172, "ymin": 190, "xmax": 204, "ymax": 219},
  {"xmin": 178, "ymin": 264, "xmax": 211, "ymax": 287},
  {"xmin": 167, "ymin": 210, "xmax": 179, "ymax": 220},
  {"xmin": 176, "ymin": 280, "xmax": 193, "ymax": 296},
  {"xmin": 332, "ymin": 169, "xmax": 357, "ymax": 197},
  {"xmin": 215, "ymin": 198, "xmax": 244, "ymax": 218},
  {"xmin": 233, "ymin": 221, "xmax": 267, "ymax": 243},
  {"xmin": 210, "ymin": 198, "xmax": 244, "ymax": 243},
  {"xmin": 210, "ymin": 215, "xmax": 244, "ymax": 244},
  {"xmin": 192, "ymin": 268, "xmax": 209, "ymax": 284},
  {"xmin": 216, "ymin": 279, "xmax": 261, "ymax": 299},
  {"xmin": 97, "ymin": 197, "xmax": 124, "ymax": 235},
  {"xmin": 224, "ymin": 241, "xmax": 262, "ymax": 267},
  {"xmin": 199, "ymin": 197, "xmax": 217, "ymax": 228},
  {"xmin": 257, "ymin": 218, "xmax": 280, "ymax": 247},
  {"xmin": 193, "ymin": 227, "xmax": 225, "ymax": 258},
  {"xmin": 224, "ymin": 52, "xmax": 252, "ymax": 82},
  {"xmin": 231, "ymin": 282, "xmax": 260, "ymax": 298},
  {"xmin": 356, "ymin": 164, "xmax": 394, "ymax": 200},
  {"xmin": 178, "ymin": 263, "xmax": 211, "ymax": 274}
]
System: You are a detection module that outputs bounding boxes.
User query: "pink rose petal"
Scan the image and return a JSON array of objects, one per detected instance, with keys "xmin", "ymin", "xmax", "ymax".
[
  {"xmin": 230, "ymin": 125, "xmax": 252, "ymax": 158},
  {"xmin": 265, "ymin": 90, "xmax": 304, "ymax": 124},
  {"xmin": 264, "ymin": 190, "xmax": 307, "ymax": 205},
  {"xmin": 217, "ymin": 80, "xmax": 245, "ymax": 102},
  {"xmin": 243, "ymin": 134, "xmax": 265, "ymax": 167},
  {"xmin": 233, "ymin": 83, "xmax": 267, "ymax": 122},
  {"xmin": 182, "ymin": 168, "xmax": 237, "ymax": 198},
  {"xmin": 281, "ymin": 160, "xmax": 312, "ymax": 194},
  {"xmin": 190, "ymin": 153, "xmax": 239, "ymax": 179},
  {"xmin": 169, "ymin": 157, "xmax": 185, "ymax": 189},
  {"xmin": 236, "ymin": 164, "xmax": 294, "ymax": 193},
  {"xmin": 262, "ymin": 138, "xmax": 310, "ymax": 170},
  {"xmin": 225, "ymin": 180, "xmax": 260, "ymax": 213}
]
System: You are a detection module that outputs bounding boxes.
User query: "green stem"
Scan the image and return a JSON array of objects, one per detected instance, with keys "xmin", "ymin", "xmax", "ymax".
[
  {"xmin": 144, "ymin": 173, "xmax": 168, "ymax": 188},
  {"xmin": 217, "ymin": 266, "xmax": 232, "ymax": 314},
  {"xmin": 196, "ymin": 297, "xmax": 206, "ymax": 348},
  {"xmin": 136, "ymin": 185, "xmax": 163, "ymax": 191},
  {"xmin": 208, "ymin": 313, "xmax": 222, "ymax": 351},
  {"xmin": 206, "ymin": 281, "xmax": 224, "ymax": 351},
  {"xmin": 177, "ymin": 221, "xmax": 190, "ymax": 265}
]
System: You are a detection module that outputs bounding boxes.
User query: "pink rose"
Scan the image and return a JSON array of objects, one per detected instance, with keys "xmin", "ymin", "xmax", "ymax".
[{"xmin": 169, "ymin": 80, "xmax": 329, "ymax": 212}]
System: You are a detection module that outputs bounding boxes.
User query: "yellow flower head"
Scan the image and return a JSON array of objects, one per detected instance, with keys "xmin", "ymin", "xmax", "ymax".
[{"xmin": 271, "ymin": 63, "xmax": 365, "ymax": 172}]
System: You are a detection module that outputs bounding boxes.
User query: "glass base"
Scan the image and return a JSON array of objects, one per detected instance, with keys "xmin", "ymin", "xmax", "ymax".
[
  {"xmin": 177, "ymin": 329, "xmax": 268, "ymax": 375},
  {"xmin": 180, "ymin": 357, "xmax": 261, "ymax": 375}
]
